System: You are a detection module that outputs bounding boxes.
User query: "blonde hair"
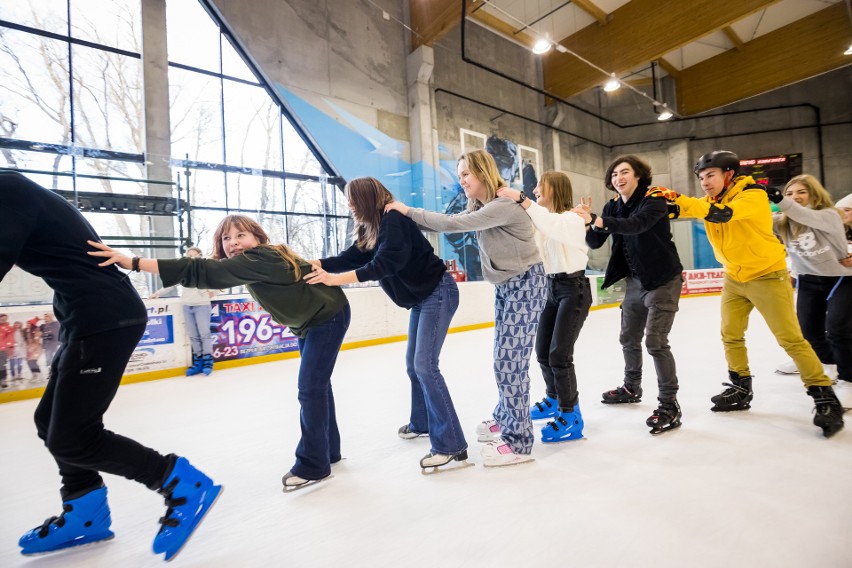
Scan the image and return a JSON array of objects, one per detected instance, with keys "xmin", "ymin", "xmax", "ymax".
[
  {"xmin": 211, "ymin": 215, "xmax": 304, "ymax": 279},
  {"xmin": 539, "ymin": 171, "xmax": 574, "ymax": 214},
  {"xmin": 777, "ymin": 174, "xmax": 840, "ymax": 241},
  {"xmin": 457, "ymin": 150, "xmax": 505, "ymax": 212},
  {"xmin": 346, "ymin": 177, "xmax": 394, "ymax": 251}
]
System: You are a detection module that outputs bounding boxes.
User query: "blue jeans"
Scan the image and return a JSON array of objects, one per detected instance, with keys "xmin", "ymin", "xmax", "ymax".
[
  {"xmin": 405, "ymin": 273, "xmax": 466, "ymax": 455},
  {"xmin": 183, "ymin": 304, "xmax": 213, "ymax": 355},
  {"xmin": 292, "ymin": 303, "xmax": 351, "ymax": 480}
]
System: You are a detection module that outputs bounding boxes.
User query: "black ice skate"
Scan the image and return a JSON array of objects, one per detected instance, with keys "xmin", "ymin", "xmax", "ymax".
[
  {"xmin": 282, "ymin": 472, "xmax": 333, "ymax": 492},
  {"xmin": 647, "ymin": 398, "xmax": 682, "ymax": 435},
  {"xmin": 601, "ymin": 385, "xmax": 642, "ymax": 404},
  {"xmin": 807, "ymin": 386, "xmax": 846, "ymax": 438},
  {"xmin": 420, "ymin": 450, "xmax": 473, "ymax": 475},
  {"xmin": 710, "ymin": 372, "xmax": 753, "ymax": 412}
]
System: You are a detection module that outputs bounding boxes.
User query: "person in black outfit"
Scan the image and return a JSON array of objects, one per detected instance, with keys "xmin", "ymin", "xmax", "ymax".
[
  {"xmin": 0, "ymin": 171, "xmax": 220, "ymax": 561},
  {"xmin": 305, "ymin": 177, "xmax": 468, "ymax": 473},
  {"xmin": 576, "ymin": 155, "xmax": 684, "ymax": 434}
]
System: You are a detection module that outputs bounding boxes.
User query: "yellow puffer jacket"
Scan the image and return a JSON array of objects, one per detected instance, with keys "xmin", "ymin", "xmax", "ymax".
[{"xmin": 675, "ymin": 176, "xmax": 786, "ymax": 282}]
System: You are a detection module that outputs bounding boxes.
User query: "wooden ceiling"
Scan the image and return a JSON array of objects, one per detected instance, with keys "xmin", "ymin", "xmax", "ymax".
[{"xmin": 409, "ymin": 0, "xmax": 852, "ymax": 116}]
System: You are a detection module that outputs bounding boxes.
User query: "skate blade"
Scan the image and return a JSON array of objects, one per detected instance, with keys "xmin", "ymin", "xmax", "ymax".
[
  {"xmin": 421, "ymin": 460, "xmax": 474, "ymax": 475},
  {"xmin": 710, "ymin": 404, "xmax": 750, "ymax": 412},
  {"xmin": 282, "ymin": 474, "xmax": 333, "ymax": 493},
  {"xmin": 483, "ymin": 457, "xmax": 535, "ymax": 468},
  {"xmin": 541, "ymin": 435, "xmax": 586, "ymax": 444},
  {"xmin": 21, "ymin": 534, "xmax": 116, "ymax": 557},
  {"xmin": 649, "ymin": 422, "xmax": 682, "ymax": 435},
  {"xmin": 164, "ymin": 484, "xmax": 224, "ymax": 562}
]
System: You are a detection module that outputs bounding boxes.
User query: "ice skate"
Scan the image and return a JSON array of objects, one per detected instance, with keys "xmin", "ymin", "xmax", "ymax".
[
  {"xmin": 185, "ymin": 354, "xmax": 203, "ymax": 377},
  {"xmin": 711, "ymin": 372, "xmax": 753, "ymax": 412},
  {"xmin": 420, "ymin": 450, "xmax": 473, "ymax": 475},
  {"xmin": 541, "ymin": 405, "xmax": 585, "ymax": 443},
  {"xmin": 807, "ymin": 386, "xmax": 846, "ymax": 438},
  {"xmin": 153, "ymin": 457, "xmax": 222, "ymax": 561},
  {"xmin": 647, "ymin": 398, "xmax": 682, "ymax": 435},
  {"xmin": 201, "ymin": 354, "xmax": 214, "ymax": 376},
  {"xmin": 19, "ymin": 485, "xmax": 114, "ymax": 556},
  {"xmin": 398, "ymin": 424, "xmax": 428, "ymax": 439},
  {"xmin": 774, "ymin": 359, "xmax": 798, "ymax": 375},
  {"xmin": 282, "ymin": 471, "xmax": 333, "ymax": 492},
  {"xmin": 601, "ymin": 384, "xmax": 642, "ymax": 404},
  {"xmin": 530, "ymin": 395, "xmax": 558, "ymax": 420},
  {"xmin": 481, "ymin": 438, "xmax": 534, "ymax": 468},
  {"xmin": 475, "ymin": 419, "xmax": 501, "ymax": 442}
]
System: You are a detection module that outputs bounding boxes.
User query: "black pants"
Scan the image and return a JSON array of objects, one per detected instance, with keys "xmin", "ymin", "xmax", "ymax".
[
  {"xmin": 34, "ymin": 324, "xmax": 170, "ymax": 499},
  {"xmin": 797, "ymin": 274, "xmax": 852, "ymax": 381},
  {"xmin": 535, "ymin": 272, "xmax": 592, "ymax": 411}
]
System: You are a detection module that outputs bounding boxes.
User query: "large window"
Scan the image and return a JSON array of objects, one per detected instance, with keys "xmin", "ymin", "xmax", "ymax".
[{"xmin": 1, "ymin": 0, "xmax": 350, "ymax": 299}]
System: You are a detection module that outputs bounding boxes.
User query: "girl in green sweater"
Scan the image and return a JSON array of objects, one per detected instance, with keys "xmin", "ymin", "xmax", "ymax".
[{"xmin": 90, "ymin": 215, "xmax": 350, "ymax": 490}]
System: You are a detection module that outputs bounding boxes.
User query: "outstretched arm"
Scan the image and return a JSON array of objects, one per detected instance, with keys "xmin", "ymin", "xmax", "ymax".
[{"xmin": 88, "ymin": 240, "xmax": 160, "ymax": 274}]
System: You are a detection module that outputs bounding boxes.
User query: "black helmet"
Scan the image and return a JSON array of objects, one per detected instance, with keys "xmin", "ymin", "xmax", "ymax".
[{"xmin": 693, "ymin": 151, "xmax": 739, "ymax": 177}]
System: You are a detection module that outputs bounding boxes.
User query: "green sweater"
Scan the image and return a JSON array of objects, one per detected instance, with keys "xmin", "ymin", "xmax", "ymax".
[{"xmin": 158, "ymin": 247, "xmax": 348, "ymax": 337}]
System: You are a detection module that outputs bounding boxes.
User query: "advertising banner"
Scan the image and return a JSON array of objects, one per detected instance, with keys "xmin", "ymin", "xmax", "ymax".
[{"xmin": 211, "ymin": 298, "xmax": 298, "ymax": 362}]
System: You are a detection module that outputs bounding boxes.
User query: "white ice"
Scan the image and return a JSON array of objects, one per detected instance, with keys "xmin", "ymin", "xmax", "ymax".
[{"xmin": 1, "ymin": 295, "xmax": 850, "ymax": 568}]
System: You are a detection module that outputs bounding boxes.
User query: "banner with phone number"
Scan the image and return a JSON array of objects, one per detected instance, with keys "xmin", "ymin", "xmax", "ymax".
[{"xmin": 211, "ymin": 297, "xmax": 299, "ymax": 362}]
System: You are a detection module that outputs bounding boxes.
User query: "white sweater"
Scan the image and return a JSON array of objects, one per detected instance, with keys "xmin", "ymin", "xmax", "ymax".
[{"xmin": 525, "ymin": 202, "xmax": 589, "ymax": 275}]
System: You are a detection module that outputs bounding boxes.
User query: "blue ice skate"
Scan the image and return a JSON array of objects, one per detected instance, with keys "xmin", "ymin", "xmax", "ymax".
[
  {"xmin": 530, "ymin": 395, "xmax": 558, "ymax": 420},
  {"xmin": 19, "ymin": 485, "xmax": 114, "ymax": 555},
  {"xmin": 153, "ymin": 457, "xmax": 222, "ymax": 561},
  {"xmin": 185, "ymin": 354, "xmax": 204, "ymax": 376},
  {"xmin": 541, "ymin": 406, "xmax": 584, "ymax": 443}
]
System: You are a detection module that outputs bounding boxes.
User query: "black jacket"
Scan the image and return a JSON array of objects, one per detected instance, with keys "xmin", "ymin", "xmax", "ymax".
[
  {"xmin": 320, "ymin": 210, "xmax": 446, "ymax": 309},
  {"xmin": 585, "ymin": 185, "xmax": 683, "ymax": 290}
]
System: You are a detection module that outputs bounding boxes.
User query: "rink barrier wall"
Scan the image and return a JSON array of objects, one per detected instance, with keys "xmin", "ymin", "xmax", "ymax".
[{"xmin": 0, "ymin": 270, "xmax": 725, "ymax": 405}]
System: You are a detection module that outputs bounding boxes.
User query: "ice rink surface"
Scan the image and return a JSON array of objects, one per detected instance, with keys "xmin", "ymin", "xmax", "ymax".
[{"xmin": 1, "ymin": 295, "xmax": 850, "ymax": 568}]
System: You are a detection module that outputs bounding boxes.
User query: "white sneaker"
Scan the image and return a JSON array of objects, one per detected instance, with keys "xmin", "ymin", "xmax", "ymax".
[
  {"xmin": 475, "ymin": 419, "xmax": 501, "ymax": 442},
  {"xmin": 481, "ymin": 438, "xmax": 534, "ymax": 468},
  {"xmin": 823, "ymin": 364, "xmax": 838, "ymax": 384},
  {"xmin": 775, "ymin": 360, "xmax": 799, "ymax": 375}
]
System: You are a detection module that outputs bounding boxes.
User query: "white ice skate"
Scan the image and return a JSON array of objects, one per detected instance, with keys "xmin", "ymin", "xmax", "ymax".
[
  {"xmin": 481, "ymin": 438, "xmax": 534, "ymax": 468},
  {"xmin": 282, "ymin": 472, "xmax": 333, "ymax": 492},
  {"xmin": 475, "ymin": 419, "xmax": 501, "ymax": 442},
  {"xmin": 420, "ymin": 450, "xmax": 473, "ymax": 475}
]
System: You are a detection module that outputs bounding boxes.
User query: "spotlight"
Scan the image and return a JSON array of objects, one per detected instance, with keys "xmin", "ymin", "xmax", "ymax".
[
  {"xmin": 657, "ymin": 106, "xmax": 674, "ymax": 121},
  {"xmin": 532, "ymin": 38, "xmax": 551, "ymax": 54},
  {"xmin": 603, "ymin": 74, "xmax": 620, "ymax": 92},
  {"xmin": 845, "ymin": 43, "xmax": 852, "ymax": 55}
]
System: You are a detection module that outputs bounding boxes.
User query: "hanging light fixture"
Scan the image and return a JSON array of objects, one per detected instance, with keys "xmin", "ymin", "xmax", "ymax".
[
  {"xmin": 603, "ymin": 74, "xmax": 621, "ymax": 92},
  {"xmin": 532, "ymin": 33, "xmax": 552, "ymax": 55},
  {"xmin": 656, "ymin": 105, "xmax": 674, "ymax": 121},
  {"xmin": 845, "ymin": 0, "xmax": 852, "ymax": 54}
]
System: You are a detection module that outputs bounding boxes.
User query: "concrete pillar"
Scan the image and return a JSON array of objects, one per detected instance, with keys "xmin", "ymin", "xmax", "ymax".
[
  {"xmin": 667, "ymin": 140, "xmax": 691, "ymax": 194},
  {"xmin": 407, "ymin": 45, "xmax": 435, "ymax": 210},
  {"xmin": 140, "ymin": 0, "xmax": 176, "ymax": 253}
]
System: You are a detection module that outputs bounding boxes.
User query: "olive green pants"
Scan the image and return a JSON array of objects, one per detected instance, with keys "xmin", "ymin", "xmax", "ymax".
[{"xmin": 721, "ymin": 270, "xmax": 830, "ymax": 387}]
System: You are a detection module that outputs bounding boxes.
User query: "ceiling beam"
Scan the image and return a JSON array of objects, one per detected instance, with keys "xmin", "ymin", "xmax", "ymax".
[
  {"xmin": 676, "ymin": 3, "xmax": 851, "ymax": 115},
  {"xmin": 656, "ymin": 57, "xmax": 680, "ymax": 78},
  {"xmin": 543, "ymin": 0, "xmax": 779, "ymax": 98},
  {"xmin": 572, "ymin": 0, "xmax": 608, "ymax": 26},
  {"xmin": 468, "ymin": 7, "xmax": 538, "ymax": 50},
  {"xmin": 722, "ymin": 26, "xmax": 744, "ymax": 51},
  {"xmin": 409, "ymin": 0, "xmax": 467, "ymax": 51}
]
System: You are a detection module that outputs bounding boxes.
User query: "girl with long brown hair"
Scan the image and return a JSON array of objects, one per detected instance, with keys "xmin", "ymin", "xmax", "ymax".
[
  {"xmin": 90, "ymin": 214, "xmax": 351, "ymax": 490},
  {"xmin": 305, "ymin": 177, "xmax": 469, "ymax": 473}
]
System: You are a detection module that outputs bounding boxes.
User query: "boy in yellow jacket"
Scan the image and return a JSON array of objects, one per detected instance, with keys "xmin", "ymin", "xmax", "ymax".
[{"xmin": 667, "ymin": 151, "xmax": 843, "ymax": 437}]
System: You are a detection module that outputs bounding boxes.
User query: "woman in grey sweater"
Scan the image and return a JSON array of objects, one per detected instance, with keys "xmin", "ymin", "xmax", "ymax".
[
  {"xmin": 386, "ymin": 149, "xmax": 545, "ymax": 467},
  {"xmin": 773, "ymin": 175, "xmax": 852, "ymax": 383}
]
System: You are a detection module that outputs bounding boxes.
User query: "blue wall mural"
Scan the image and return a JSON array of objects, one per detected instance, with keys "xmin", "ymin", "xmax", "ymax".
[{"xmin": 275, "ymin": 85, "xmax": 538, "ymax": 282}]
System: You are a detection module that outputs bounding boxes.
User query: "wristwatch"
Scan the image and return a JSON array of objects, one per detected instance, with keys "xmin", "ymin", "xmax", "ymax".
[{"xmin": 517, "ymin": 191, "xmax": 527, "ymax": 204}]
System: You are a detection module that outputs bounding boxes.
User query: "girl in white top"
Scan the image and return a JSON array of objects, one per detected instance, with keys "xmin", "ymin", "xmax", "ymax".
[{"xmin": 498, "ymin": 172, "xmax": 591, "ymax": 442}]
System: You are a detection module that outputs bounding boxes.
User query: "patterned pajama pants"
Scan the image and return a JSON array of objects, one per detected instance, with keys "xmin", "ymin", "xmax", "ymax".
[{"xmin": 491, "ymin": 263, "xmax": 547, "ymax": 454}]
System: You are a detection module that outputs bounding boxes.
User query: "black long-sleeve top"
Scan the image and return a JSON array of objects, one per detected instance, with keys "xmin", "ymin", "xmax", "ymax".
[
  {"xmin": 320, "ymin": 210, "xmax": 446, "ymax": 308},
  {"xmin": 0, "ymin": 171, "xmax": 148, "ymax": 340},
  {"xmin": 158, "ymin": 247, "xmax": 347, "ymax": 338},
  {"xmin": 585, "ymin": 185, "xmax": 683, "ymax": 291}
]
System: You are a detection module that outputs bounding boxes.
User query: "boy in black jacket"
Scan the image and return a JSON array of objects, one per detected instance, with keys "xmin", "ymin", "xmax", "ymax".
[{"xmin": 578, "ymin": 155, "xmax": 684, "ymax": 434}]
